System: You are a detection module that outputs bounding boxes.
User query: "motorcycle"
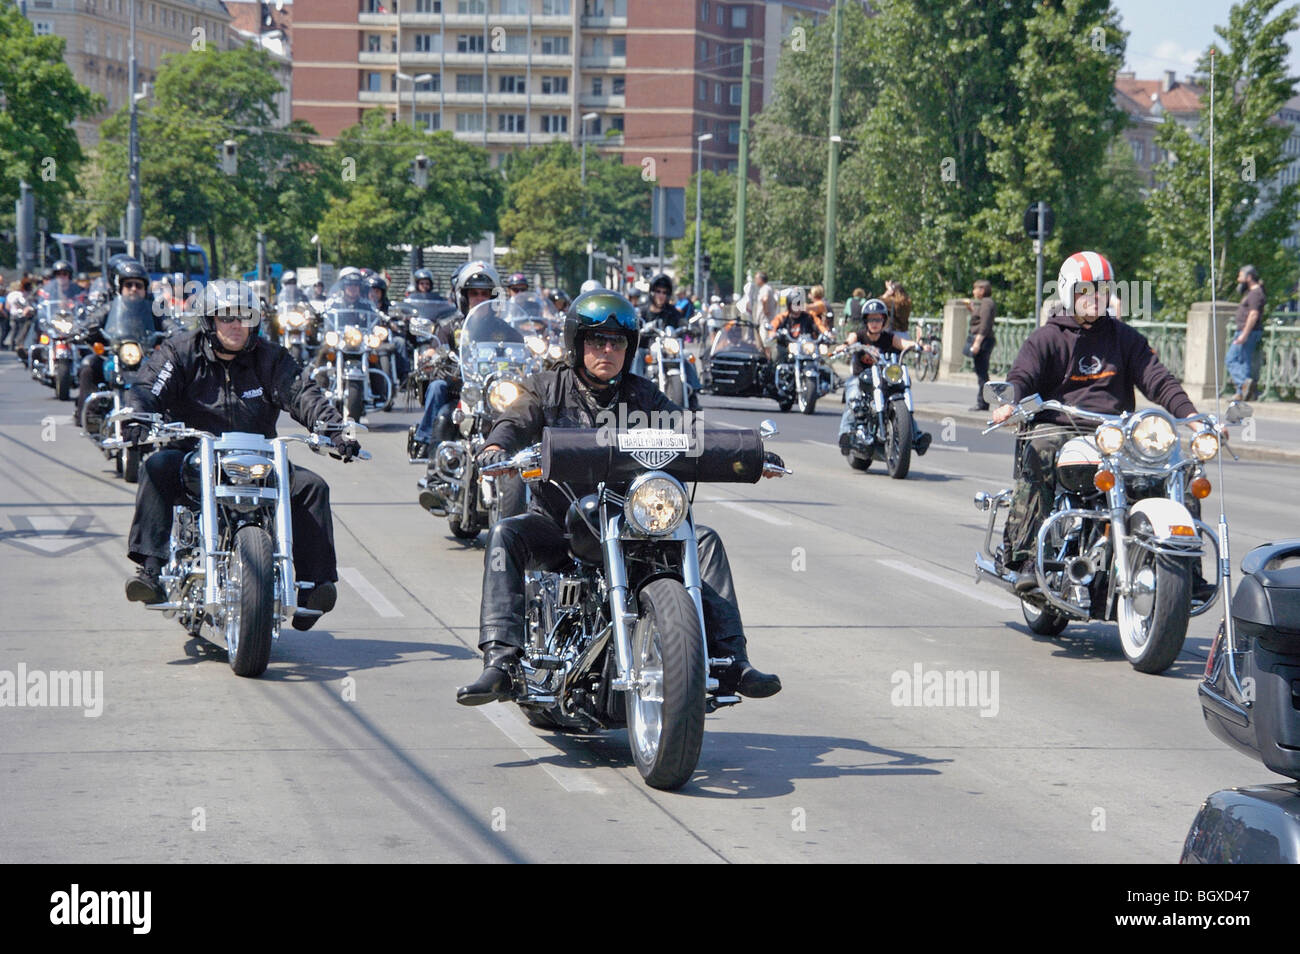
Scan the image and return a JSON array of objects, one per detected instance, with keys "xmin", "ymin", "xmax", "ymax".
[
  {"xmin": 1184, "ymin": 534, "xmax": 1300, "ymax": 862},
  {"xmin": 310, "ymin": 298, "xmax": 393, "ymax": 424},
  {"xmin": 277, "ymin": 299, "xmax": 320, "ymax": 365},
  {"xmin": 699, "ymin": 319, "xmax": 773, "ymax": 401},
  {"xmin": 836, "ymin": 343, "xmax": 919, "ymax": 479},
  {"xmin": 424, "ymin": 298, "xmax": 539, "ymax": 539},
  {"xmin": 81, "ymin": 297, "xmax": 163, "ymax": 483},
  {"xmin": 29, "ymin": 280, "xmax": 87, "ymax": 400},
  {"xmin": 106, "ymin": 410, "xmax": 368, "ymax": 678},
  {"xmin": 640, "ymin": 320, "xmax": 700, "ymax": 411},
  {"xmin": 481, "ymin": 420, "xmax": 789, "ymax": 789},
  {"xmin": 772, "ymin": 329, "xmax": 835, "ymax": 414},
  {"xmin": 972, "ymin": 382, "xmax": 1237, "ymax": 673}
]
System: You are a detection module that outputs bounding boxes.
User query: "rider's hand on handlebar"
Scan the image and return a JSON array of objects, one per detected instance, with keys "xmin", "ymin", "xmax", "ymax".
[
  {"xmin": 333, "ymin": 437, "xmax": 362, "ymax": 462},
  {"xmin": 991, "ymin": 404, "xmax": 1015, "ymax": 425},
  {"xmin": 122, "ymin": 423, "xmax": 149, "ymax": 446},
  {"xmin": 477, "ymin": 446, "xmax": 509, "ymax": 468},
  {"xmin": 762, "ymin": 450, "xmax": 785, "ymax": 478}
]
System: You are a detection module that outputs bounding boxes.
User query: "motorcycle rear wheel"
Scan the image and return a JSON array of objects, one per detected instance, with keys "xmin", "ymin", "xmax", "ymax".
[
  {"xmin": 1022, "ymin": 598, "xmax": 1069, "ymax": 636},
  {"xmin": 885, "ymin": 402, "xmax": 913, "ymax": 479},
  {"xmin": 225, "ymin": 525, "xmax": 276, "ymax": 678},
  {"xmin": 1117, "ymin": 517, "xmax": 1191, "ymax": 674},
  {"xmin": 626, "ymin": 578, "xmax": 706, "ymax": 790}
]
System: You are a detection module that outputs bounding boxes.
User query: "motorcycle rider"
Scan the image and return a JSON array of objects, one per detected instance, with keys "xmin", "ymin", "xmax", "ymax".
[
  {"xmin": 992, "ymin": 252, "xmax": 1200, "ymax": 594},
  {"xmin": 279, "ymin": 270, "xmax": 308, "ymax": 305},
  {"xmin": 365, "ymin": 273, "xmax": 391, "ymax": 315},
  {"xmin": 505, "ymin": 272, "xmax": 529, "ymax": 298},
  {"xmin": 409, "ymin": 268, "xmax": 437, "ymax": 298},
  {"xmin": 837, "ymin": 298, "xmax": 933, "ymax": 455},
  {"xmin": 636, "ymin": 272, "xmax": 702, "ymax": 404},
  {"xmin": 122, "ymin": 281, "xmax": 360, "ymax": 631},
  {"xmin": 548, "ymin": 288, "xmax": 570, "ymax": 314},
  {"xmin": 770, "ymin": 286, "xmax": 829, "ymax": 362},
  {"xmin": 75, "ymin": 259, "xmax": 153, "ymax": 428},
  {"xmin": 457, "ymin": 289, "xmax": 784, "ymax": 705}
]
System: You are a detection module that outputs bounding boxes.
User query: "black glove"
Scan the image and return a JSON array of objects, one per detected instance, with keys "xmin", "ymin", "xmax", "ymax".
[
  {"xmin": 763, "ymin": 450, "xmax": 785, "ymax": 470},
  {"xmin": 122, "ymin": 423, "xmax": 149, "ymax": 446},
  {"xmin": 333, "ymin": 438, "xmax": 361, "ymax": 462},
  {"xmin": 477, "ymin": 447, "xmax": 509, "ymax": 469}
]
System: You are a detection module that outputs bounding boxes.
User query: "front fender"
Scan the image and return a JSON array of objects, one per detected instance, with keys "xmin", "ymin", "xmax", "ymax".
[{"xmin": 1130, "ymin": 497, "xmax": 1201, "ymax": 551}]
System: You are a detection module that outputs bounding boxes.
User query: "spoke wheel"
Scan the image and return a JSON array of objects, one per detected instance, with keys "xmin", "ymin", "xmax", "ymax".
[
  {"xmin": 885, "ymin": 402, "xmax": 913, "ymax": 479},
  {"xmin": 1117, "ymin": 519, "xmax": 1191, "ymax": 673}
]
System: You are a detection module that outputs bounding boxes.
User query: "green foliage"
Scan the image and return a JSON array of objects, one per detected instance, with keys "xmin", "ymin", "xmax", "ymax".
[
  {"xmin": 317, "ymin": 185, "xmax": 405, "ymax": 267},
  {"xmin": 498, "ymin": 146, "xmax": 586, "ymax": 285},
  {"xmin": 670, "ymin": 169, "xmax": 736, "ymax": 296},
  {"xmin": 1146, "ymin": 0, "xmax": 1300, "ymax": 315}
]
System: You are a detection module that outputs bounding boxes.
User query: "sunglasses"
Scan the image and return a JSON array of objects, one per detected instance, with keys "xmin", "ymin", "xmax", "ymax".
[
  {"xmin": 214, "ymin": 314, "xmax": 249, "ymax": 325},
  {"xmin": 585, "ymin": 334, "xmax": 628, "ymax": 352},
  {"xmin": 122, "ymin": 281, "xmax": 146, "ymax": 290}
]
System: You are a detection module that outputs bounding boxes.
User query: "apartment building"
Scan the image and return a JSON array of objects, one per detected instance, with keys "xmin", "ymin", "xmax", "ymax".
[
  {"xmin": 292, "ymin": 0, "xmax": 838, "ymax": 187},
  {"xmin": 20, "ymin": 0, "xmax": 234, "ymax": 146}
]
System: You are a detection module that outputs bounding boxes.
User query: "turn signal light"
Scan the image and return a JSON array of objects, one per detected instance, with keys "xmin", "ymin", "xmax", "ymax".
[
  {"xmin": 1093, "ymin": 469, "xmax": 1116, "ymax": 492},
  {"xmin": 1191, "ymin": 477, "xmax": 1212, "ymax": 499},
  {"xmin": 687, "ymin": 354, "xmax": 696, "ymax": 363},
  {"xmin": 39, "ymin": 334, "xmax": 50, "ymax": 344},
  {"xmin": 1171, "ymin": 525, "xmax": 1197, "ymax": 537},
  {"xmin": 521, "ymin": 467, "xmax": 542, "ymax": 480},
  {"xmin": 93, "ymin": 341, "xmax": 105, "ymax": 355},
  {"xmin": 644, "ymin": 354, "xmax": 653, "ymax": 365}
]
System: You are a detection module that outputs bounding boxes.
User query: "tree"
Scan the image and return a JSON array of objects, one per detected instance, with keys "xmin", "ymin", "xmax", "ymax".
[
  {"xmin": 1146, "ymin": 0, "xmax": 1300, "ymax": 316},
  {"xmin": 317, "ymin": 185, "xmax": 405, "ymax": 267},
  {"xmin": 670, "ymin": 169, "xmax": 737, "ymax": 296},
  {"xmin": 0, "ymin": 1, "xmax": 102, "ymax": 257},
  {"xmin": 498, "ymin": 149, "xmax": 586, "ymax": 286}
]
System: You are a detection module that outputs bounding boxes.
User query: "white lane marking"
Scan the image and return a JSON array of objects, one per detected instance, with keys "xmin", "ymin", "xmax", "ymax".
[
  {"xmin": 929, "ymin": 444, "xmax": 969, "ymax": 453},
  {"xmin": 876, "ymin": 558, "xmax": 1021, "ymax": 612},
  {"xmin": 803, "ymin": 439, "xmax": 838, "ymax": 448},
  {"xmin": 698, "ymin": 497, "xmax": 792, "ymax": 526},
  {"xmin": 338, "ymin": 567, "xmax": 403, "ymax": 618},
  {"xmin": 476, "ymin": 704, "xmax": 605, "ymax": 793}
]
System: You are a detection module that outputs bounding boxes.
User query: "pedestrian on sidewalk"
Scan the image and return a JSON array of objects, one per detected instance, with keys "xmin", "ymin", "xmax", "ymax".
[
  {"xmin": 1227, "ymin": 265, "xmax": 1265, "ymax": 401},
  {"xmin": 882, "ymin": 280, "xmax": 911, "ymax": 334},
  {"xmin": 961, "ymin": 279, "xmax": 996, "ymax": 411}
]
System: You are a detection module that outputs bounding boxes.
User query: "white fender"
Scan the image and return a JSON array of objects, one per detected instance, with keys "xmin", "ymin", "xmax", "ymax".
[{"xmin": 1130, "ymin": 497, "xmax": 1200, "ymax": 548}]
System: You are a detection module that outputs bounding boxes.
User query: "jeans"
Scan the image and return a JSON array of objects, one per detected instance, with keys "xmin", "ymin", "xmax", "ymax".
[
  {"xmin": 1225, "ymin": 328, "xmax": 1263, "ymax": 392},
  {"xmin": 414, "ymin": 378, "xmax": 452, "ymax": 444},
  {"xmin": 838, "ymin": 376, "xmax": 861, "ymax": 439}
]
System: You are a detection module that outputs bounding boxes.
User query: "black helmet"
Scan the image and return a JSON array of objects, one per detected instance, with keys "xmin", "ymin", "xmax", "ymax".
[
  {"xmin": 862, "ymin": 298, "xmax": 889, "ymax": 319},
  {"xmin": 450, "ymin": 260, "xmax": 500, "ymax": 316},
  {"xmin": 412, "ymin": 268, "xmax": 435, "ymax": 290},
  {"xmin": 365, "ymin": 274, "xmax": 388, "ymax": 293},
  {"xmin": 51, "ymin": 259, "xmax": 73, "ymax": 276},
  {"xmin": 649, "ymin": 273, "xmax": 673, "ymax": 295},
  {"xmin": 563, "ymin": 290, "xmax": 640, "ymax": 377},
  {"xmin": 113, "ymin": 259, "xmax": 148, "ymax": 293},
  {"xmin": 506, "ymin": 271, "xmax": 528, "ymax": 291},
  {"xmin": 200, "ymin": 279, "xmax": 262, "ymax": 348}
]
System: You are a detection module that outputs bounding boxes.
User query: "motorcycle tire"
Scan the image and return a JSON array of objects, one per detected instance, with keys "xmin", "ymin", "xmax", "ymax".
[
  {"xmin": 345, "ymin": 379, "xmax": 365, "ymax": 424},
  {"xmin": 1021, "ymin": 598, "xmax": 1069, "ymax": 636},
  {"xmin": 1117, "ymin": 516, "xmax": 1191, "ymax": 674},
  {"xmin": 625, "ymin": 578, "xmax": 706, "ymax": 791},
  {"xmin": 777, "ymin": 397, "xmax": 794, "ymax": 413},
  {"xmin": 123, "ymin": 445, "xmax": 142, "ymax": 484},
  {"xmin": 370, "ymin": 368, "xmax": 394, "ymax": 412},
  {"xmin": 54, "ymin": 359, "xmax": 72, "ymax": 401},
  {"xmin": 797, "ymin": 373, "xmax": 818, "ymax": 414},
  {"xmin": 114, "ymin": 453, "xmax": 123, "ymax": 475},
  {"xmin": 448, "ymin": 515, "xmax": 481, "ymax": 540},
  {"xmin": 225, "ymin": 525, "xmax": 276, "ymax": 678},
  {"xmin": 848, "ymin": 453, "xmax": 871, "ymax": 471},
  {"xmin": 885, "ymin": 402, "xmax": 913, "ymax": 479},
  {"xmin": 665, "ymin": 375, "xmax": 686, "ymax": 408}
]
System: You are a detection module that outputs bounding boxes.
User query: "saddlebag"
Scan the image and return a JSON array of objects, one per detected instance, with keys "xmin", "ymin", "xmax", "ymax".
[{"xmin": 540, "ymin": 427, "xmax": 765, "ymax": 485}]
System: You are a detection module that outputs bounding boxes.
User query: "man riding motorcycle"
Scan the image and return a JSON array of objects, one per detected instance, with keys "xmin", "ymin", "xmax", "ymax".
[
  {"xmin": 279, "ymin": 270, "xmax": 308, "ymax": 306},
  {"xmin": 75, "ymin": 258, "xmax": 152, "ymax": 428},
  {"xmin": 770, "ymin": 286, "xmax": 829, "ymax": 362},
  {"xmin": 636, "ymin": 272, "xmax": 702, "ymax": 399},
  {"xmin": 456, "ymin": 290, "xmax": 784, "ymax": 706},
  {"xmin": 121, "ymin": 281, "xmax": 361, "ymax": 632},
  {"xmin": 837, "ymin": 297, "xmax": 933, "ymax": 455},
  {"xmin": 992, "ymin": 251, "xmax": 1201, "ymax": 594},
  {"xmin": 410, "ymin": 268, "xmax": 437, "ymax": 298}
]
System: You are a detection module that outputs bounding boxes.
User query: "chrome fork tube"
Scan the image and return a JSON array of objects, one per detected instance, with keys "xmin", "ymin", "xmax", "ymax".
[
  {"xmin": 679, "ymin": 519, "xmax": 710, "ymax": 682},
  {"xmin": 274, "ymin": 441, "xmax": 296, "ymax": 613},
  {"xmin": 200, "ymin": 437, "xmax": 219, "ymax": 608},
  {"xmin": 602, "ymin": 511, "xmax": 633, "ymax": 682}
]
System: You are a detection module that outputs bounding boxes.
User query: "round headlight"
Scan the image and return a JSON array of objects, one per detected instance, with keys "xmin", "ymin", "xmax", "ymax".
[
  {"xmin": 324, "ymin": 330, "xmax": 340, "ymax": 348},
  {"xmin": 625, "ymin": 474, "xmax": 688, "ymax": 536},
  {"xmin": 52, "ymin": 318, "xmax": 73, "ymax": 334},
  {"xmin": 372, "ymin": 324, "xmax": 389, "ymax": 342},
  {"xmin": 220, "ymin": 454, "xmax": 274, "ymax": 482},
  {"xmin": 1130, "ymin": 414, "xmax": 1176, "ymax": 459},
  {"xmin": 662, "ymin": 337, "xmax": 681, "ymax": 356},
  {"xmin": 525, "ymin": 335, "xmax": 546, "ymax": 356},
  {"xmin": 286, "ymin": 313, "xmax": 307, "ymax": 329},
  {"xmin": 1095, "ymin": 424, "xmax": 1124, "ymax": 456},
  {"xmin": 343, "ymin": 325, "xmax": 363, "ymax": 348},
  {"xmin": 883, "ymin": 363, "xmax": 904, "ymax": 384},
  {"xmin": 364, "ymin": 333, "xmax": 383, "ymax": 349},
  {"xmin": 487, "ymin": 379, "xmax": 522, "ymax": 412},
  {"xmin": 119, "ymin": 342, "xmax": 144, "ymax": 367},
  {"xmin": 1190, "ymin": 430, "xmax": 1220, "ymax": 462},
  {"xmin": 548, "ymin": 344, "xmax": 563, "ymax": 360},
  {"xmin": 797, "ymin": 338, "xmax": 816, "ymax": 356},
  {"xmin": 819, "ymin": 343, "xmax": 831, "ymax": 356}
]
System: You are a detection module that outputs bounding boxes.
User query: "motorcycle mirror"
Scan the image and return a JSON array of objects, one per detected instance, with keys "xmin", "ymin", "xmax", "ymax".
[
  {"xmin": 983, "ymin": 381, "xmax": 1015, "ymax": 407},
  {"xmin": 1225, "ymin": 400, "xmax": 1253, "ymax": 424},
  {"xmin": 759, "ymin": 419, "xmax": 779, "ymax": 440}
]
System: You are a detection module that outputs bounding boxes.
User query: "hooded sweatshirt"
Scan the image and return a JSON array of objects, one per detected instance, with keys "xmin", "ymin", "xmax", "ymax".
[{"xmin": 1007, "ymin": 312, "xmax": 1196, "ymax": 423}]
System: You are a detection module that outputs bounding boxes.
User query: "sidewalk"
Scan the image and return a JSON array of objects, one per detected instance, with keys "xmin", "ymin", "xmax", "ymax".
[{"xmin": 909, "ymin": 375, "xmax": 1300, "ymax": 464}]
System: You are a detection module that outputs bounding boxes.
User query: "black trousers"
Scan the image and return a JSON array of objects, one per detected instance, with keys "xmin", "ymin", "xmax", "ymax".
[
  {"xmin": 479, "ymin": 512, "xmax": 749, "ymax": 657},
  {"xmin": 127, "ymin": 449, "xmax": 338, "ymax": 583},
  {"xmin": 972, "ymin": 341, "xmax": 993, "ymax": 409},
  {"xmin": 76, "ymin": 354, "xmax": 105, "ymax": 422}
]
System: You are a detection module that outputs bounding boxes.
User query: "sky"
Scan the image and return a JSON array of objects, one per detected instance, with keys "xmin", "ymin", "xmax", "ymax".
[{"xmin": 1114, "ymin": 0, "xmax": 1300, "ymax": 91}]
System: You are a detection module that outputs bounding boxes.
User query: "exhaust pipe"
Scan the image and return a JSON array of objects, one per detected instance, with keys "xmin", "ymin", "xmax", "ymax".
[{"xmin": 1066, "ymin": 556, "xmax": 1095, "ymax": 586}]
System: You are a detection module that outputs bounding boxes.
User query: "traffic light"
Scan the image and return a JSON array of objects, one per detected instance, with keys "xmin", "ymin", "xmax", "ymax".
[
  {"xmin": 701, "ymin": 252, "xmax": 711, "ymax": 276},
  {"xmin": 220, "ymin": 140, "xmax": 238, "ymax": 176},
  {"xmin": 412, "ymin": 154, "xmax": 430, "ymax": 189}
]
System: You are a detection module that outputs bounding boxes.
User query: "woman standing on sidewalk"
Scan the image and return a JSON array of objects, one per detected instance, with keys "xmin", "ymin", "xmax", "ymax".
[{"xmin": 962, "ymin": 280, "xmax": 996, "ymax": 411}]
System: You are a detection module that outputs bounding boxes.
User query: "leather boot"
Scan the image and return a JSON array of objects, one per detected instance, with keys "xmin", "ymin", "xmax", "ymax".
[
  {"xmin": 456, "ymin": 642, "xmax": 522, "ymax": 706},
  {"xmin": 712, "ymin": 636, "xmax": 782, "ymax": 699}
]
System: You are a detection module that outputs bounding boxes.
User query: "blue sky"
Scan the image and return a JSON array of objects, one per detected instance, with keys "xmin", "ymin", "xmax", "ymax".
[{"xmin": 1114, "ymin": 0, "xmax": 1300, "ymax": 87}]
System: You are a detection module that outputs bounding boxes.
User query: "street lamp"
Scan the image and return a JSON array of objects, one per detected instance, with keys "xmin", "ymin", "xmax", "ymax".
[
  {"xmin": 581, "ymin": 112, "xmax": 599, "ymax": 280},
  {"xmin": 694, "ymin": 132, "xmax": 713, "ymax": 301},
  {"xmin": 126, "ymin": 0, "xmax": 142, "ymax": 257}
]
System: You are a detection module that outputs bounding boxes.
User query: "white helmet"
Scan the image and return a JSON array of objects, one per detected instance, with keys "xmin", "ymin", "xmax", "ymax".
[
  {"xmin": 579, "ymin": 279, "xmax": 604, "ymax": 294},
  {"xmin": 1057, "ymin": 251, "xmax": 1115, "ymax": 314},
  {"xmin": 783, "ymin": 286, "xmax": 805, "ymax": 311}
]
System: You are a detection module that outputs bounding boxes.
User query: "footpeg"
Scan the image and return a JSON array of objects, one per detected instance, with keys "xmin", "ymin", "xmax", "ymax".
[{"xmin": 706, "ymin": 694, "xmax": 742, "ymax": 712}]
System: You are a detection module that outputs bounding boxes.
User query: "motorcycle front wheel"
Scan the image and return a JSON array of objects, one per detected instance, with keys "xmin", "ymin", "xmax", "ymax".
[
  {"xmin": 797, "ymin": 371, "xmax": 818, "ymax": 414},
  {"xmin": 54, "ymin": 358, "xmax": 72, "ymax": 401},
  {"xmin": 1117, "ymin": 518, "xmax": 1191, "ymax": 673},
  {"xmin": 123, "ymin": 445, "xmax": 142, "ymax": 484},
  {"xmin": 665, "ymin": 372, "xmax": 686, "ymax": 408},
  {"xmin": 225, "ymin": 525, "xmax": 276, "ymax": 678},
  {"xmin": 345, "ymin": 379, "xmax": 365, "ymax": 423},
  {"xmin": 626, "ymin": 578, "xmax": 706, "ymax": 791},
  {"xmin": 885, "ymin": 402, "xmax": 913, "ymax": 479}
]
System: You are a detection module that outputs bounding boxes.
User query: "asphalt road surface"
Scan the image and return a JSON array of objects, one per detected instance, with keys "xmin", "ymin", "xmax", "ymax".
[{"xmin": 1, "ymin": 356, "xmax": 1295, "ymax": 863}]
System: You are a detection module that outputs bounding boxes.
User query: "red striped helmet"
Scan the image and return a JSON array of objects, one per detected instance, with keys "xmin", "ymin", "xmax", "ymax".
[{"xmin": 1057, "ymin": 251, "xmax": 1114, "ymax": 312}]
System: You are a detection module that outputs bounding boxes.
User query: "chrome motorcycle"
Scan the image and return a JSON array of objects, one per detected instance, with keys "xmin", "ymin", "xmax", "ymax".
[
  {"xmin": 106, "ymin": 411, "xmax": 368, "ymax": 677},
  {"xmin": 836, "ymin": 343, "xmax": 918, "ymax": 479},
  {"xmin": 277, "ymin": 299, "xmax": 319, "ymax": 366},
  {"xmin": 310, "ymin": 299, "xmax": 393, "ymax": 424},
  {"xmin": 973, "ymin": 383, "xmax": 1240, "ymax": 673},
  {"xmin": 482, "ymin": 420, "xmax": 788, "ymax": 790},
  {"xmin": 773, "ymin": 329, "xmax": 834, "ymax": 414},
  {"xmin": 29, "ymin": 279, "xmax": 87, "ymax": 401},
  {"xmin": 640, "ymin": 321, "xmax": 699, "ymax": 411},
  {"xmin": 81, "ymin": 297, "xmax": 162, "ymax": 483}
]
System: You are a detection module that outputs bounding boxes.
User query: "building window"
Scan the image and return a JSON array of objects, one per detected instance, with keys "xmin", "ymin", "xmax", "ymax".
[
  {"xmin": 415, "ymin": 111, "xmax": 441, "ymax": 130},
  {"xmin": 456, "ymin": 112, "xmax": 485, "ymax": 132},
  {"xmin": 458, "ymin": 34, "xmax": 485, "ymax": 53},
  {"xmin": 32, "ymin": 20, "xmax": 53, "ymax": 35},
  {"xmin": 592, "ymin": 77, "xmax": 603, "ymax": 96},
  {"xmin": 588, "ymin": 36, "xmax": 603, "ymax": 56},
  {"xmin": 612, "ymin": 37, "xmax": 625, "ymax": 56},
  {"xmin": 415, "ymin": 33, "xmax": 441, "ymax": 52},
  {"xmin": 728, "ymin": 121, "xmax": 740, "ymax": 144},
  {"xmin": 421, "ymin": 74, "xmax": 442, "ymax": 91},
  {"xmin": 540, "ymin": 35, "xmax": 569, "ymax": 55},
  {"xmin": 500, "ymin": 0, "xmax": 528, "ymax": 13},
  {"xmin": 701, "ymin": 1, "xmax": 709, "ymax": 22},
  {"xmin": 613, "ymin": 76, "xmax": 624, "ymax": 95},
  {"xmin": 731, "ymin": 6, "xmax": 747, "ymax": 28},
  {"xmin": 540, "ymin": 75, "xmax": 568, "ymax": 94},
  {"xmin": 456, "ymin": 73, "xmax": 484, "ymax": 92},
  {"xmin": 585, "ymin": 0, "xmax": 605, "ymax": 15},
  {"xmin": 611, "ymin": 115, "xmax": 624, "ymax": 133},
  {"xmin": 415, "ymin": 0, "xmax": 442, "ymax": 11},
  {"xmin": 729, "ymin": 83, "xmax": 741, "ymax": 105},
  {"xmin": 457, "ymin": 0, "xmax": 486, "ymax": 13},
  {"xmin": 613, "ymin": 0, "xmax": 626, "ymax": 14},
  {"xmin": 367, "ymin": 34, "xmax": 382, "ymax": 52},
  {"xmin": 498, "ymin": 113, "xmax": 526, "ymax": 132},
  {"xmin": 716, "ymin": 5, "xmax": 723, "ymax": 25},
  {"xmin": 714, "ymin": 82, "xmax": 721, "ymax": 104},
  {"xmin": 698, "ymin": 38, "xmax": 707, "ymax": 59},
  {"xmin": 364, "ymin": 72, "xmax": 383, "ymax": 92},
  {"xmin": 697, "ymin": 78, "xmax": 706, "ymax": 101},
  {"xmin": 541, "ymin": 114, "xmax": 568, "ymax": 133},
  {"xmin": 499, "ymin": 75, "xmax": 525, "ymax": 93},
  {"xmin": 502, "ymin": 34, "xmax": 528, "ymax": 53},
  {"xmin": 542, "ymin": 0, "xmax": 570, "ymax": 13}
]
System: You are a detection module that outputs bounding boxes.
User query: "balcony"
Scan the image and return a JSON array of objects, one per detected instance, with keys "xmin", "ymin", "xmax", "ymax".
[
  {"xmin": 579, "ymin": 55, "xmax": 625, "ymax": 70},
  {"xmin": 579, "ymin": 94, "xmax": 624, "ymax": 109},
  {"xmin": 358, "ymin": 13, "xmax": 396, "ymax": 27},
  {"xmin": 359, "ymin": 51, "xmax": 397, "ymax": 65}
]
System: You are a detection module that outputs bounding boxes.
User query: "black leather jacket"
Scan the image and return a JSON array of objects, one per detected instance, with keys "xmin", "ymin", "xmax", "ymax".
[{"xmin": 132, "ymin": 329, "xmax": 342, "ymax": 437}]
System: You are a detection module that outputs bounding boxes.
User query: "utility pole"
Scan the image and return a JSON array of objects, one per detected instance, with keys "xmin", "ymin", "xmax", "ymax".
[
  {"xmin": 821, "ymin": 1, "xmax": 843, "ymax": 306},
  {"xmin": 694, "ymin": 132, "xmax": 712, "ymax": 301},
  {"xmin": 732, "ymin": 38, "xmax": 752, "ymax": 298},
  {"xmin": 126, "ymin": 0, "xmax": 142, "ymax": 257}
]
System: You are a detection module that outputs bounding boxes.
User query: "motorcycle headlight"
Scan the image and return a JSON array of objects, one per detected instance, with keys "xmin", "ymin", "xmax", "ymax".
[
  {"xmin": 883, "ymin": 363, "xmax": 904, "ymax": 385},
  {"xmin": 1190, "ymin": 430, "xmax": 1220, "ymax": 462},
  {"xmin": 119, "ymin": 342, "xmax": 144, "ymax": 367},
  {"xmin": 371, "ymin": 324, "xmax": 389, "ymax": 342},
  {"xmin": 343, "ymin": 325, "xmax": 363, "ymax": 348},
  {"xmin": 487, "ymin": 378, "xmax": 522, "ymax": 412},
  {"xmin": 1095, "ymin": 424, "xmax": 1124, "ymax": 456},
  {"xmin": 525, "ymin": 335, "xmax": 547, "ymax": 356},
  {"xmin": 819, "ymin": 343, "xmax": 831, "ymax": 356},
  {"xmin": 662, "ymin": 337, "xmax": 681, "ymax": 356},
  {"xmin": 548, "ymin": 343, "xmax": 562, "ymax": 360},
  {"xmin": 286, "ymin": 313, "xmax": 308, "ymax": 329},
  {"xmin": 625, "ymin": 473, "xmax": 688, "ymax": 536},
  {"xmin": 364, "ymin": 332, "xmax": 383, "ymax": 349},
  {"xmin": 1130, "ymin": 413, "xmax": 1176, "ymax": 460},
  {"xmin": 797, "ymin": 338, "xmax": 816, "ymax": 356},
  {"xmin": 220, "ymin": 454, "xmax": 274, "ymax": 483},
  {"xmin": 52, "ymin": 318, "xmax": 73, "ymax": 334},
  {"xmin": 325, "ymin": 330, "xmax": 340, "ymax": 348}
]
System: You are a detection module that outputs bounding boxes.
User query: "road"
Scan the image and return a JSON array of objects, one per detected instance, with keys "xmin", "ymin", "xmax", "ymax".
[{"xmin": 0, "ymin": 355, "xmax": 1295, "ymax": 863}]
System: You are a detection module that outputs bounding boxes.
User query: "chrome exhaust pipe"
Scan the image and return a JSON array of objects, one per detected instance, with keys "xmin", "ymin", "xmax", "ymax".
[{"xmin": 1066, "ymin": 556, "xmax": 1095, "ymax": 586}]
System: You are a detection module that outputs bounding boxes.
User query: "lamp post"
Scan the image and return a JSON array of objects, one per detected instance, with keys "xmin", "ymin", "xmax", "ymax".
[
  {"xmin": 126, "ymin": 0, "xmax": 142, "ymax": 257},
  {"xmin": 580, "ymin": 112, "xmax": 599, "ymax": 280},
  {"xmin": 694, "ymin": 132, "xmax": 713, "ymax": 300}
]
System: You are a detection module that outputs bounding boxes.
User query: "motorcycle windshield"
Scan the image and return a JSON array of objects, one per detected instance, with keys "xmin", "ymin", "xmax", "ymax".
[
  {"xmin": 460, "ymin": 299, "xmax": 528, "ymax": 381},
  {"xmin": 103, "ymin": 298, "xmax": 158, "ymax": 343},
  {"xmin": 40, "ymin": 279, "xmax": 78, "ymax": 304},
  {"xmin": 401, "ymin": 296, "xmax": 458, "ymax": 324},
  {"xmin": 709, "ymin": 320, "xmax": 765, "ymax": 358},
  {"xmin": 323, "ymin": 301, "xmax": 379, "ymax": 334}
]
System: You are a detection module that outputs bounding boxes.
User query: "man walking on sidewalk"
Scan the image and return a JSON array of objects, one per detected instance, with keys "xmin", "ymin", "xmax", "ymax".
[{"xmin": 1228, "ymin": 265, "xmax": 1265, "ymax": 401}]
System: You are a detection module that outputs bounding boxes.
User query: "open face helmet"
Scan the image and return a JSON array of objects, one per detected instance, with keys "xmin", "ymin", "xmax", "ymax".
[
  {"xmin": 451, "ymin": 260, "xmax": 500, "ymax": 316},
  {"xmin": 563, "ymin": 290, "xmax": 640, "ymax": 377}
]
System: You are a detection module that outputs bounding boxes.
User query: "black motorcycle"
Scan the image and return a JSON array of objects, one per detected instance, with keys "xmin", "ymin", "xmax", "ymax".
[
  {"xmin": 81, "ymin": 297, "xmax": 163, "ymax": 483},
  {"xmin": 837, "ymin": 342, "xmax": 918, "ymax": 478}
]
